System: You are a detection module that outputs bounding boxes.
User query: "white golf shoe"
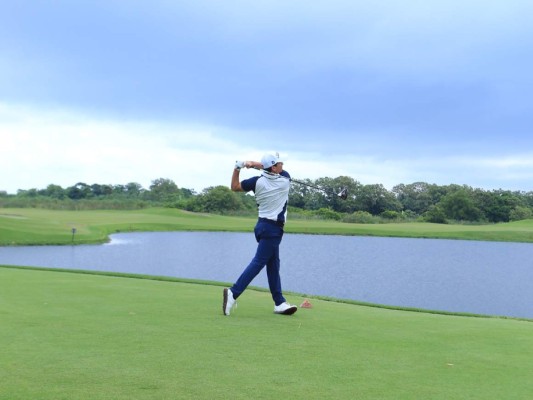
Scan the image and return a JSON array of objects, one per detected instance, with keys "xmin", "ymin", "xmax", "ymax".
[
  {"xmin": 223, "ymin": 288, "xmax": 237, "ymax": 316},
  {"xmin": 274, "ymin": 302, "xmax": 298, "ymax": 315}
]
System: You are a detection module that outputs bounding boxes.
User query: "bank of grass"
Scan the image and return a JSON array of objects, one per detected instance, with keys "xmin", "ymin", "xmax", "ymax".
[
  {"xmin": 2, "ymin": 207, "xmax": 533, "ymax": 245},
  {"xmin": 1, "ymin": 266, "xmax": 532, "ymax": 400}
]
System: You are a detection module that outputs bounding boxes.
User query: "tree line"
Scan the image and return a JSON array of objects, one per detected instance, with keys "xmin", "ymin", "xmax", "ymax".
[{"xmin": 1, "ymin": 176, "xmax": 532, "ymax": 224}]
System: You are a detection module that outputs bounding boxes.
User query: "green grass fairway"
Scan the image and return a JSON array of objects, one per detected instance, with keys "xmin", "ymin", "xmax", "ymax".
[
  {"xmin": 1, "ymin": 266, "xmax": 532, "ymax": 400},
  {"xmin": 2, "ymin": 207, "xmax": 533, "ymax": 245},
  {"xmin": 0, "ymin": 208, "xmax": 253, "ymax": 246}
]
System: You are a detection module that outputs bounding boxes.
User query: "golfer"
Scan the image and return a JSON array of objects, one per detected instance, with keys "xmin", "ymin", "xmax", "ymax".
[{"xmin": 223, "ymin": 153, "xmax": 298, "ymax": 316}]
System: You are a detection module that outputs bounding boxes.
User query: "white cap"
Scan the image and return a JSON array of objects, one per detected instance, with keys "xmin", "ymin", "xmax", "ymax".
[{"xmin": 261, "ymin": 153, "xmax": 285, "ymax": 170}]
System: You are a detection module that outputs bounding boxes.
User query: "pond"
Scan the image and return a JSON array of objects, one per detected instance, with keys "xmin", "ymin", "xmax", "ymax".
[{"xmin": 1, "ymin": 232, "xmax": 532, "ymax": 319}]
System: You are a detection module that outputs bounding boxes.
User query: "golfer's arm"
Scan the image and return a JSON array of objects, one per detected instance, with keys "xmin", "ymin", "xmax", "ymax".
[
  {"xmin": 231, "ymin": 168, "xmax": 243, "ymax": 192},
  {"xmin": 232, "ymin": 160, "xmax": 263, "ymax": 192}
]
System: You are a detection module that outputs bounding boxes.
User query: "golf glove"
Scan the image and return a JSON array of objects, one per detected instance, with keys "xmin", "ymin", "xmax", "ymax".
[{"xmin": 235, "ymin": 160, "xmax": 245, "ymax": 170}]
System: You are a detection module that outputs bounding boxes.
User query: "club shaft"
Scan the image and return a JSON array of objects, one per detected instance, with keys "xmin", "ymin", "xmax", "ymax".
[
  {"xmin": 250, "ymin": 166, "xmax": 343, "ymax": 197},
  {"xmin": 291, "ymin": 179, "xmax": 326, "ymax": 193}
]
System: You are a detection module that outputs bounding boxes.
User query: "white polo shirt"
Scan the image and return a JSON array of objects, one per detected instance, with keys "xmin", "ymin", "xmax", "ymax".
[{"xmin": 241, "ymin": 170, "xmax": 291, "ymax": 223}]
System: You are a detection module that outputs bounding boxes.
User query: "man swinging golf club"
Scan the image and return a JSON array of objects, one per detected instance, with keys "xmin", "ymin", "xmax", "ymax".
[{"xmin": 223, "ymin": 153, "xmax": 298, "ymax": 316}]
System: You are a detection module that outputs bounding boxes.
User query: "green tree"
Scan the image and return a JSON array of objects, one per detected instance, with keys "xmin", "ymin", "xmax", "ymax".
[
  {"xmin": 356, "ymin": 184, "xmax": 402, "ymax": 215},
  {"xmin": 323, "ymin": 176, "xmax": 361, "ymax": 214},
  {"xmin": 125, "ymin": 182, "xmax": 144, "ymax": 197},
  {"xmin": 509, "ymin": 206, "xmax": 533, "ymax": 221},
  {"xmin": 17, "ymin": 188, "xmax": 39, "ymax": 198},
  {"xmin": 423, "ymin": 205, "xmax": 448, "ymax": 224},
  {"xmin": 289, "ymin": 178, "xmax": 329, "ymax": 210},
  {"xmin": 439, "ymin": 189, "xmax": 485, "ymax": 222},
  {"xmin": 40, "ymin": 184, "xmax": 66, "ymax": 199},
  {"xmin": 67, "ymin": 183, "xmax": 91, "ymax": 199},
  {"xmin": 148, "ymin": 178, "xmax": 180, "ymax": 202},
  {"xmin": 188, "ymin": 186, "xmax": 247, "ymax": 214},
  {"xmin": 90, "ymin": 184, "xmax": 113, "ymax": 197},
  {"xmin": 523, "ymin": 192, "xmax": 533, "ymax": 208},
  {"xmin": 113, "ymin": 184, "xmax": 126, "ymax": 195},
  {"xmin": 393, "ymin": 182, "xmax": 437, "ymax": 215},
  {"xmin": 290, "ymin": 176, "xmax": 361, "ymax": 213},
  {"xmin": 490, "ymin": 190, "xmax": 522, "ymax": 223}
]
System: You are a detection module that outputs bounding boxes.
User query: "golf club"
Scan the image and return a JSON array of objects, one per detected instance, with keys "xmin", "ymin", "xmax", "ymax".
[
  {"xmin": 290, "ymin": 177, "xmax": 348, "ymax": 200},
  {"xmin": 242, "ymin": 163, "xmax": 348, "ymax": 200}
]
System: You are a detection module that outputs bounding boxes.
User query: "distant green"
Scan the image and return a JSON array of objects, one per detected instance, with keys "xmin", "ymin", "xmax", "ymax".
[
  {"xmin": 1, "ymin": 266, "xmax": 531, "ymax": 400},
  {"xmin": 2, "ymin": 207, "xmax": 533, "ymax": 245}
]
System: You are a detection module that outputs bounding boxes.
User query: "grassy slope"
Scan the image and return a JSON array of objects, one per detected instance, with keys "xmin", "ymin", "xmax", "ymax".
[
  {"xmin": 1, "ymin": 266, "xmax": 532, "ymax": 400},
  {"xmin": 2, "ymin": 207, "xmax": 533, "ymax": 245}
]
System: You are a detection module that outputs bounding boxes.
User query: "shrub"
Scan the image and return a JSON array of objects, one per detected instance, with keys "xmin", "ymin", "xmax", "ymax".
[
  {"xmin": 342, "ymin": 211, "xmax": 378, "ymax": 224},
  {"xmin": 315, "ymin": 208, "xmax": 342, "ymax": 221},
  {"xmin": 509, "ymin": 206, "xmax": 533, "ymax": 221},
  {"xmin": 423, "ymin": 205, "xmax": 448, "ymax": 224},
  {"xmin": 380, "ymin": 210, "xmax": 403, "ymax": 220}
]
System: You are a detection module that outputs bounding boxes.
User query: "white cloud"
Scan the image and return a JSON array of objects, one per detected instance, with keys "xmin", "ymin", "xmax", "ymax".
[
  {"xmin": 2, "ymin": 103, "xmax": 532, "ymax": 195},
  {"xmin": 0, "ymin": 103, "xmax": 255, "ymax": 193}
]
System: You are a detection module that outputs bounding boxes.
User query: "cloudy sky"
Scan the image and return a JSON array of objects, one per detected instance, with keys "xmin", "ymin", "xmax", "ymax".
[{"xmin": 2, "ymin": 0, "xmax": 533, "ymax": 194}]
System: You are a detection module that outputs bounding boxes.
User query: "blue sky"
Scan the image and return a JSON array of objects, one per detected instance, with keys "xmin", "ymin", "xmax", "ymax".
[{"xmin": 2, "ymin": 1, "xmax": 533, "ymax": 194}]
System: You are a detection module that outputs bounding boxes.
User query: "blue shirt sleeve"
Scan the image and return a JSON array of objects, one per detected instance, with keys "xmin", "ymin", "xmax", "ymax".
[
  {"xmin": 241, "ymin": 176, "xmax": 260, "ymax": 193},
  {"xmin": 241, "ymin": 171, "xmax": 290, "ymax": 192}
]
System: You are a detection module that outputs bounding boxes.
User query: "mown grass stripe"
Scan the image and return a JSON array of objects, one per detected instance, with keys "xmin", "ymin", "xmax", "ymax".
[
  {"xmin": 2, "ymin": 265, "xmax": 530, "ymax": 322},
  {"xmin": 3, "ymin": 208, "xmax": 533, "ymax": 246}
]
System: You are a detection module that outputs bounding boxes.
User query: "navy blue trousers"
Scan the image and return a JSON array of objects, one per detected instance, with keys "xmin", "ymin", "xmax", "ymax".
[{"xmin": 230, "ymin": 220, "xmax": 286, "ymax": 306}]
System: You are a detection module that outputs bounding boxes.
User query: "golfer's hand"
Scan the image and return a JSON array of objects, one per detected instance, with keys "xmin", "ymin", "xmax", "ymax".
[{"xmin": 235, "ymin": 161, "xmax": 256, "ymax": 169}]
